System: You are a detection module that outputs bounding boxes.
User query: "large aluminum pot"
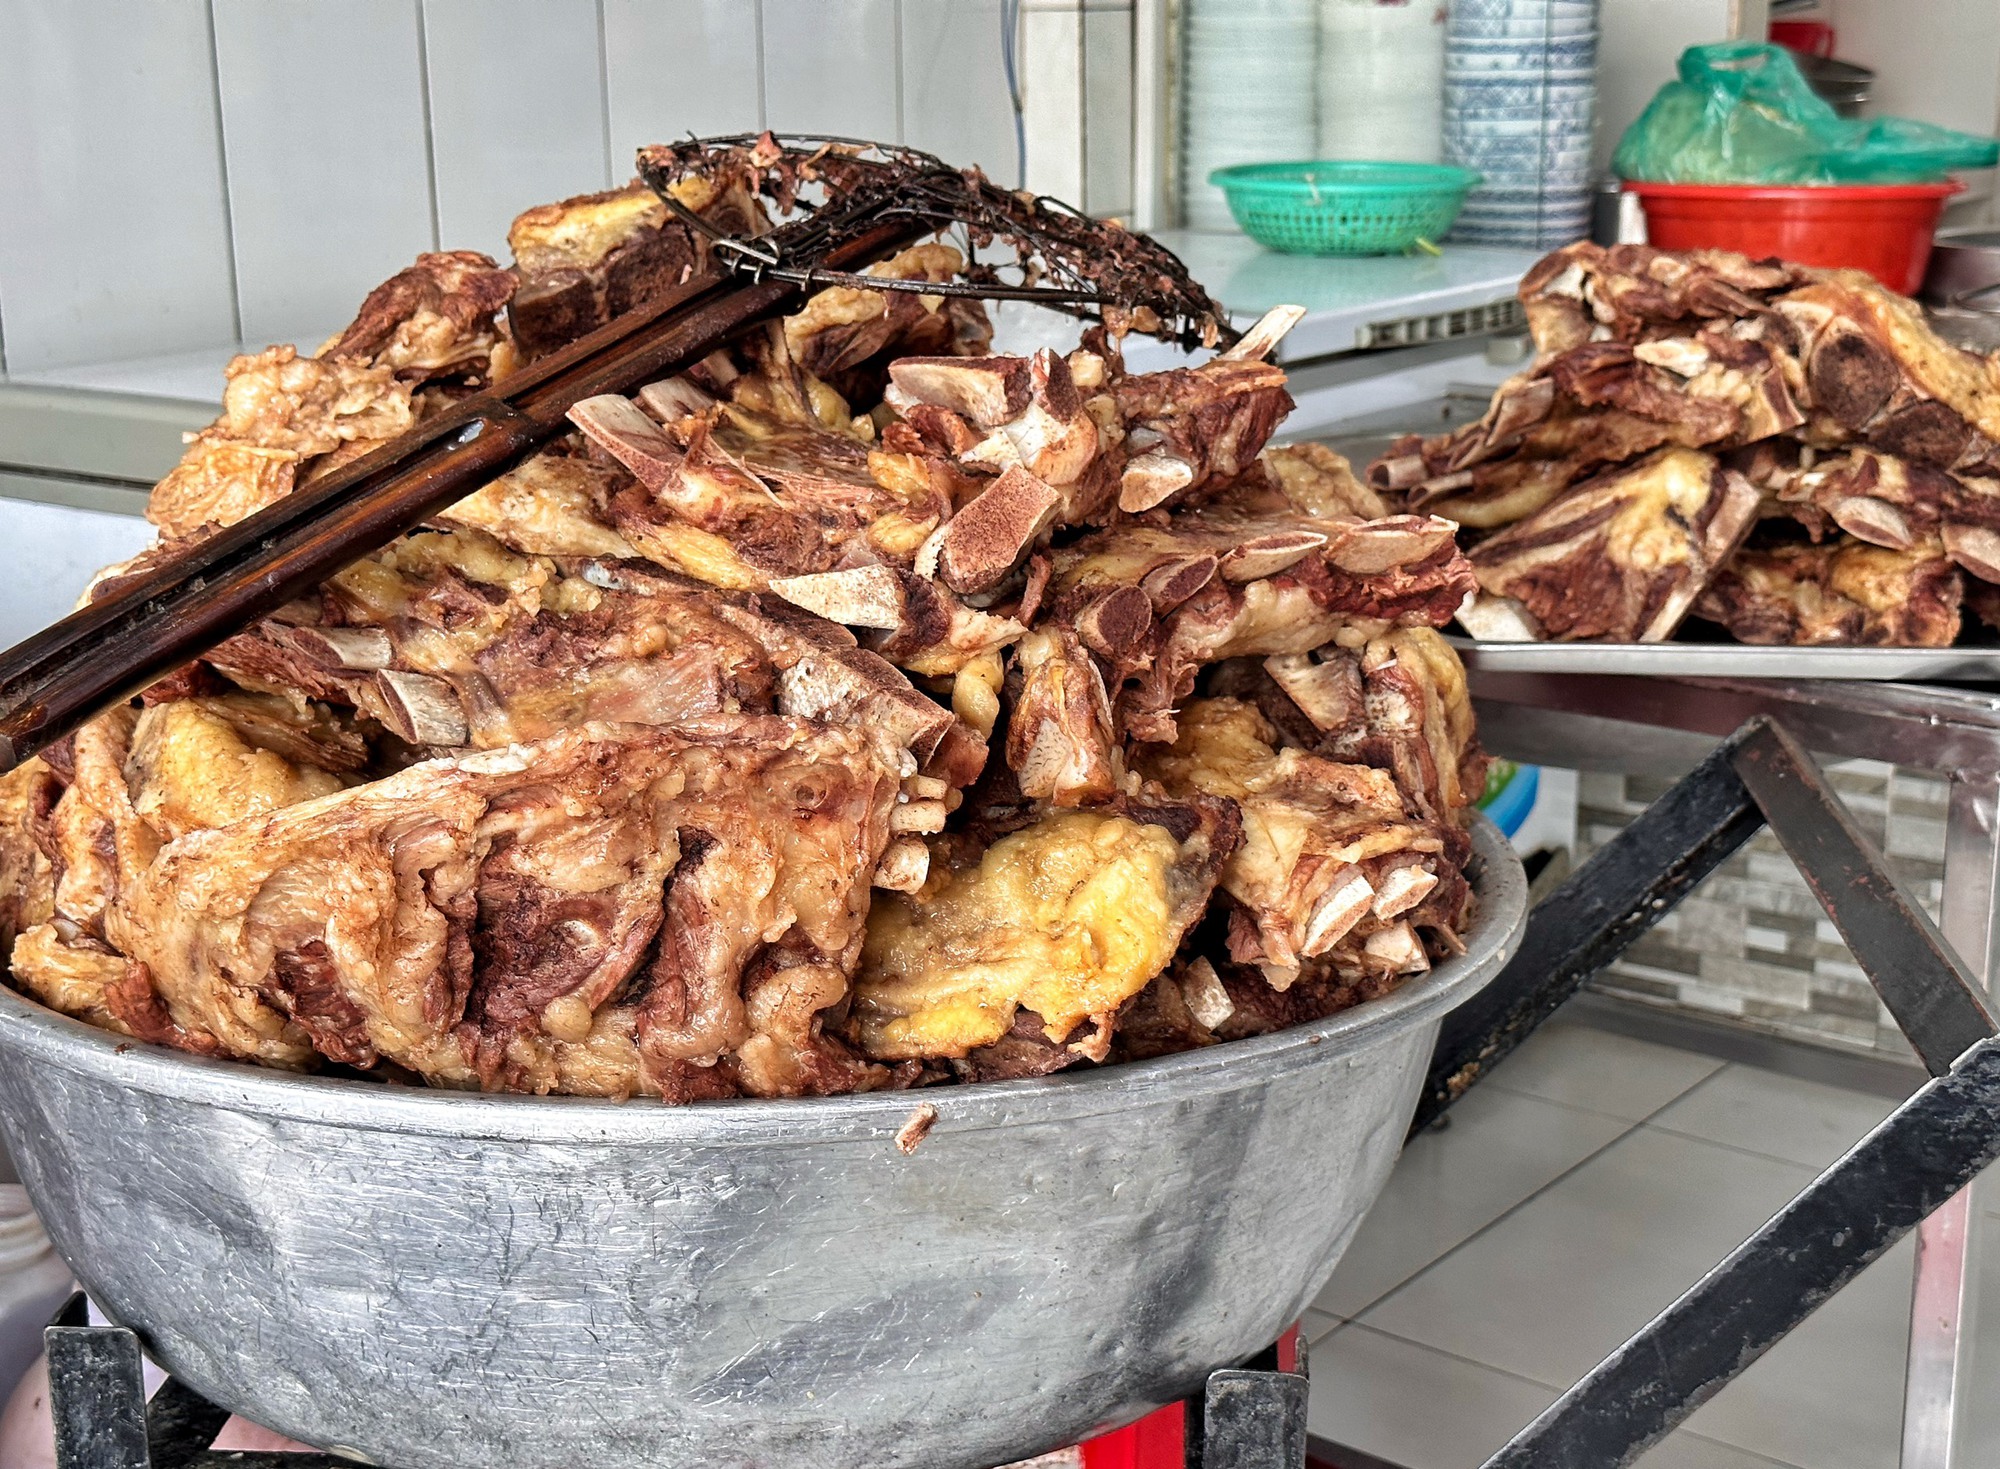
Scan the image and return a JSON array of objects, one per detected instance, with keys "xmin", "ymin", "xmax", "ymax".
[{"xmin": 0, "ymin": 818, "xmax": 1524, "ymax": 1469}]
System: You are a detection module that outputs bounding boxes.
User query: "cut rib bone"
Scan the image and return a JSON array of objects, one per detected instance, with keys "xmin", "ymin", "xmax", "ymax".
[
  {"xmin": 1217, "ymin": 304, "xmax": 1308, "ymax": 364},
  {"xmin": 934, "ymin": 465, "xmax": 1064, "ymax": 595},
  {"xmin": 885, "ymin": 356, "xmax": 1032, "ymax": 427},
  {"xmin": 769, "ymin": 566, "xmax": 909, "ymax": 630},
  {"xmin": 1119, "ymin": 450, "xmax": 1197, "ymax": 513},
  {"xmin": 370, "ymin": 669, "xmax": 469, "ymax": 747},
  {"xmin": 567, "ymin": 394, "xmax": 682, "ymax": 489}
]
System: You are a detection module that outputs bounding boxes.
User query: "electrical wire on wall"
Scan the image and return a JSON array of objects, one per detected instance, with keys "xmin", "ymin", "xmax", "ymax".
[{"xmin": 1000, "ymin": 0, "xmax": 1026, "ymax": 189}]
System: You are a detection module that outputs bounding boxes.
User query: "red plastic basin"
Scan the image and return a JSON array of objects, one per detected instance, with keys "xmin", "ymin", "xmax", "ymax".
[{"xmin": 1623, "ymin": 180, "xmax": 1962, "ymax": 295}]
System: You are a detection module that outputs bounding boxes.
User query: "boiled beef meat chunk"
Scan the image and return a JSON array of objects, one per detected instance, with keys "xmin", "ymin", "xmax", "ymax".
[
  {"xmin": 1005, "ymin": 627, "xmax": 1122, "ymax": 808},
  {"xmin": 0, "ymin": 762, "xmax": 57, "ymax": 961},
  {"xmin": 569, "ymin": 393, "xmax": 937, "ymax": 587},
  {"xmin": 505, "ymin": 177, "xmax": 765, "ymax": 358},
  {"xmin": 1776, "ymin": 273, "xmax": 2000, "ymax": 474},
  {"xmin": 1692, "ymin": 536, "xmax": 1963, "ymax": 647},
  {"xmin": 1011, "ymin": 494, "xmax": 1473, "ymax": 764},
  {"xmin": 201, "ymin": 532, "xmax": 992, "ymax": 808},
  {"xmin": 1378, "ymin": 322, "xmax": 1803, "ymax": 521},
  {"xmin": 1262, "ymin": 441, "xmax": 1393, "ymax": 520},
  {"xmin": 1317, "ymin": 629, "xmax": 1486, "ymax": 825},
  {"xmin": 1136, "ymin": 698, "xmax": 1459, "ymax": 989},
  {"xmin": 1747, "ymin": 444, "xmax": 2000, "ymax": 581},
  {"xmin": 147, "ymin": 252, "xmax": 516, "ymax": 541},
  {"xmin": 1462, "ymin": 448, "xmax": 1761, "ymax": 642},
  {"xmin": 206, "ymin": 531, "xmax": 779, "ymax": 751},
  {"xmin": 1519, "ymin": 241, "xmax": 1806, "ymax": 355},
  {"xmin": 1390, "ymin": 404, "xmax": 1695, "ymax": 531},
  {"xmin": 14, "ymin": 717, "xmax": 908, "ymax": 1100},
  {"xmin": 849, "ymin": 796, "xmax": 1239, "ymax": 1065},
  {"xmin": 147, "ymin": 349, "xmax": 417, "ymax": 542},
  {"xmin": 1112, "ymin": 358, "xmax": 1294, "ymax": 512},
  {"xmin": 886, "ymin": 340, "xmax": 1295, "ymax": 537},
  {"xmin": 777, "ymin": 242, "xmax": 993, "ymax": 404},
  {"xmin": 325, "ymin": 250, "xmax": 518, "ymax": 379},
  {"xmin": 3, "ymin": 170, "xmax": 1493, "ymax": 1098},
  {"xmin": 433, "ymin": 446, "xmax": 638, "ymax": 559}
]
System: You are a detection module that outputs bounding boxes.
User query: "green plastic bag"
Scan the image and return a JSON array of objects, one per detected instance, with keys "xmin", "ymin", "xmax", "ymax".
[{"xmin": 1613, "ymin": 42, "xmax": 1999, "ymax": 185}]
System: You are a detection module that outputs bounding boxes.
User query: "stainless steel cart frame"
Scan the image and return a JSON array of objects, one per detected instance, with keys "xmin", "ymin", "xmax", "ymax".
[{"xmin": 1468, "ymin": 672, "xmax": 2000, "ymax": 1469}]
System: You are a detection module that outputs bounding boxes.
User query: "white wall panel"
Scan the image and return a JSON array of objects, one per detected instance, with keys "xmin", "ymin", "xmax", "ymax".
[
  {"xmin": 213, "ymin": 0, "xmax": 438, "ymax": 346},
  {"xmin": 761, "ymin": 0, "xmax": 901, "ymax": 143},
  {"xmin": 902, "ymin": 0, "xmax": 1020, "ymax": 183},
  {"xmin": 423, "ymin": 0, "xmax": 611, "ymax": 261},
  {"xmin": 1021, "ymin": 5, "xmax": 1084, "ymax": 203},
  {"xmin": 1833, "ymin": 0, "xmax": 2000, "ymax": 227},
  {"xmin": 603, "ymin": 0, "xmax": 763, "ymax": 173},
  {"xmin": 1082, "ymin": 5, "xmax": 1133, "ymax": 216},
  {"xmin": 0, "ymin": 0, "xmax": 238, "ymax": 372}
]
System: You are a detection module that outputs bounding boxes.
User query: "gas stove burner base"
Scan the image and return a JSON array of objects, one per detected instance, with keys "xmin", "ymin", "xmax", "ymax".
[{"xmin": 40, "ymin": 1300, "xmax": 1315, "ymax": 1469}]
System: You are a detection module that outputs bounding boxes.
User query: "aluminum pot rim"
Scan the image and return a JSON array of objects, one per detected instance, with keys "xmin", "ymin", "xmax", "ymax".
[{"xmin": 0, "ymin": 814, "xmax": 1524, "ymax": 1146}]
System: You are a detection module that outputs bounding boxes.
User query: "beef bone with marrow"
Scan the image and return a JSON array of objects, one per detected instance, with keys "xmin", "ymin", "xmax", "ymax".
[{"xmin": 1459, "ymin": 447, "xmax": 1761, "ymax": 642}]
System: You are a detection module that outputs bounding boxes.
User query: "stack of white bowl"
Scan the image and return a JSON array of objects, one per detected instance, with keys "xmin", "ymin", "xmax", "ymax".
[
  {"xmin": 1318, "ymin": 0, "xmax": 1447, "ymax": 165},
  {"xmin": 1181, "ymin": 0, "xmax": 1319, "ymax": 231},
  {"xmin": 1443, "ymin": 0, "xmax": 1598, "ymax": 247}
]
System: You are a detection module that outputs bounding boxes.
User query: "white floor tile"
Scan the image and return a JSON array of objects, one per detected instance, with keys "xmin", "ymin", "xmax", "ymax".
[
  {"xmin": 1300, "ymin": 1308, "xmax": 1343, "ymax": 1345},
  {"xmin": 1648, "ymin": 1064, "xmax": 1900, "ymax": 1172},
  {"xmin": 1637, "ymin": 1432, "xmax": 1803, "ymax": 1468},
  {"xmin": 1303, "ymin": 1027, "xmax": 2000, "ymax": 1467},
  {"xmin": 1308, "ymin": 1322, "xmax": 1554, "ymax": 1469},
  {"xmin": 1316, "ymin": 1085, "xmax": 1630, "ymax": 1318},
  {"xmin": 1482, "ymin": 1019, "xmax": 1724, "ymax": 1122},
  {"xmin": 1360, "ymin": 1127, "xmax": 1816, "ymax": 1388},
  {"xmin": 1679, "ymin": 1234, "xmax": 1912, "ymax": 1469},
  {"xmin": 1305, "ymin": 1322, "xmax": 1801, "ymax": 1469}
]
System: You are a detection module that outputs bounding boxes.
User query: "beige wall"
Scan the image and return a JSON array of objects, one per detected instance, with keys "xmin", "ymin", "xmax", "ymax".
[
  {"xmin": 1595, "ymin": 0, "xmax": 1769, "ymax": 173},
  {"xmin": 1829, "ymin": 0, "xmax": 2000, "ymax": 226}
]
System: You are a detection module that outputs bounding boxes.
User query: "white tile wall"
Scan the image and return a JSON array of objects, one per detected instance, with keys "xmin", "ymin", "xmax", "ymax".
[
  {"xmin": 1081, "ymin": 7, "xmax": 1134, "ymax": 217},
  {"xmin": 424, "ymin": 0, "xmax": 612, "ymax": 261},
  {"xmin": 761, "ymin": 0, "xmax": 902, "ymax": 142},
  {"xmin": 213, "ymin": 0, "xmax": 439, "ymax": 346},
  {"xmin": 902, "ymin": 0, "xmax": 1021, "ymax": 186},
  {"xmin": 0, "ymin": 0, "xmax": 239, "ymax": 373},
  {"xmin": 1, "ymin": 0, "xmax": 1120, "ymax": 377},
  {"xmin": 603, "ymin": 0, "xmax": 764, "ymax": 168},
  {"xmin": 1022, "ymin": 6, "xmax": 1085, "ymax": 203}
]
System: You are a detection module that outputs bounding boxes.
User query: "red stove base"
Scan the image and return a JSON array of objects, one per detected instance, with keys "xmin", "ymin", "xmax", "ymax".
[{"xmin": 1076, "ymin": 1327, "xmax": 1302, "ymax": 1469}]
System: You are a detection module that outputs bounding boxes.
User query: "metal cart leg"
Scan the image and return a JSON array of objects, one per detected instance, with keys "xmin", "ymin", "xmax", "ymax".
[
  {"xmin": 1435, "ymin": 719, "xmax": 2000, "ymax": 1468},
  {"xmin": 1901, "ymin": 769, "xmax": 2000, "ymax": 1468},
  {"xmin": 1415, "ymin": 731, "xmax": 1762, "ymax": 1130}
]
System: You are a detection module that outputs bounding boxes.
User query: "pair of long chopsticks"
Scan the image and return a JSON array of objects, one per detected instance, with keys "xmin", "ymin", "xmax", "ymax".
[{"xmin": 0, "ymin": 208, "xmax": 926, "ymax": 774}]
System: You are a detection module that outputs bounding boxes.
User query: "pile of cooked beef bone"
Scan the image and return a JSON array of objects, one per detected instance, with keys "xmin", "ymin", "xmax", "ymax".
[
  {"xmin": 0, "ymin": 147, "xmax": 1487, "ymax": 1102},
  {"xmin": 1373, "ymin": 241, "xmax": 2000, "ymax": 646}
]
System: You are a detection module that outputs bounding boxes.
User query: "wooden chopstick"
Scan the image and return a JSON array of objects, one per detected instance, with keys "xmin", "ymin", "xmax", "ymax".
[{"xmin": 0, "ymin": 212, "xmax": 925, "ymax": 774}]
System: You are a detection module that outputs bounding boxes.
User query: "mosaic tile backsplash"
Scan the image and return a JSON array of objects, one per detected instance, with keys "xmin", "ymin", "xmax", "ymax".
[{"xmin": 1574, "ymin": 761, "xmax": 1946, "ymax": 1061}]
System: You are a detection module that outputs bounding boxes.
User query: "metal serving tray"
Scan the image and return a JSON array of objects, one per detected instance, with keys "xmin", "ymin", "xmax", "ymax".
[{"xmin": 1446, "ymin": 637, "xmax": 2000, "ymax": 682}]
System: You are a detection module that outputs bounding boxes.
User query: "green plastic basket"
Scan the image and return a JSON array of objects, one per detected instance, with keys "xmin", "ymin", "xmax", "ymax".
[{"xmin": 1208, "ymin": 161, "xmax": 1482, "ymax": 256}]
